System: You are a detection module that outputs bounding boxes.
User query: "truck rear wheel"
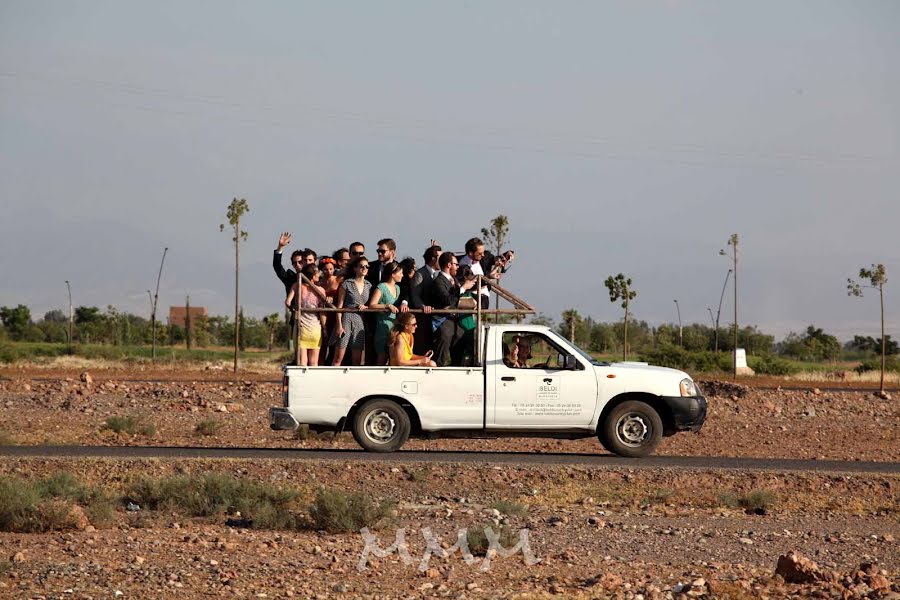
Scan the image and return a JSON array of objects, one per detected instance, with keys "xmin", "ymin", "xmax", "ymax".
[
  {"xmin": 352, "ymin": 399, "xmax": 411, "ymax": 453},
  {"xmin": 599, "ymin": 400, "xmax": 663, "ymax": 458}
]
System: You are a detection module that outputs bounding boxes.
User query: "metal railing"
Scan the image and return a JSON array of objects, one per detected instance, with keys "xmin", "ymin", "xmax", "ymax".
[{"xmin": 290, "ymin": 273, "xmax": 534, "ymax": 366}]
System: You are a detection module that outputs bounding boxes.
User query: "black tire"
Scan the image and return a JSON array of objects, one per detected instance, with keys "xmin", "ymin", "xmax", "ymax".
[
  {"xmin": 598, "ymin": 400, "xmax": 663, "ymax": 458},
  {"xmin": 351, "ymin": 399, "xmax": 411, "ymax": 453}
]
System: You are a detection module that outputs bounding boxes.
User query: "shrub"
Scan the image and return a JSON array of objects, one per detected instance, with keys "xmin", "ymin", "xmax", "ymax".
[
  {"xmin": 750, "ymin": 354, "xmax": 799, "ymax": 376},
  {"xmin": 308, "ymin": 488, "xmax": 394, "ymax": 533},
  {"xmin": 102, "ymin": 415, "xmax": 155, "ymax": 437},
  {"xmin": 127, "ymin": 473, "xmax": 300, "ymax": 529},
  {"xmin": 0, "ymin": 474, "xmax": 115, "ymax": 532},
  {"xmin": 718, "ymin": 489, "xmax": 777, "ymax": 513},
  {"xmin": 489, "ymin": 499, "xmax": 528, "ymax": 516},
  {"xmin": 640, "ymin": 345, "xmax": 730, "ymax": 373},
  {"xmin": 407, "ymin": 467, "xmax": 431, "ymax": 482},
  {"xmin": 194, "ymin": 419, "xmax": 224, "ymax": 437},
  {"xmin": 640, "ymin": 488, "xmax": 675, "ymax": 507},
  {"xmin": 466, "ymin": 524, "xmax": 518, "ymax": 556},
  {"xmin": 855, "ymin": 357, "xmax": 900, "ymax": 374}
]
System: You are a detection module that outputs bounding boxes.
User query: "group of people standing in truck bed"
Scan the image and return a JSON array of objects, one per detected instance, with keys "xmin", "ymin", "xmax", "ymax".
[{"xmin": 273, "ymin": 233, "xmax": 514, "ymax": 368}]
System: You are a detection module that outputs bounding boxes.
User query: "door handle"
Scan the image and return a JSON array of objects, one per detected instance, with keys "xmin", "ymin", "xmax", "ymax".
[{"xmin": 501, "ymin": 376, "xmax": 516, "ymax": 381}]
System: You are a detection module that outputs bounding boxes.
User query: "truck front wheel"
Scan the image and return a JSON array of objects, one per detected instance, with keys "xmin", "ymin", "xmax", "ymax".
[
  {"xmin": 352, "ymin": 399, "xmax": 411, "ymax": 453},
  {"xmin": 599, "ymin": 400, "xmax": 663, "ymax": 458}
]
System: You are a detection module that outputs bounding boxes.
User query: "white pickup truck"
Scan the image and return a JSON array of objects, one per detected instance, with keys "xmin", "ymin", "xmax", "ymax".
[{"xmin": 270, "ymin": 324, "xmax": 706, "ymax": 457}]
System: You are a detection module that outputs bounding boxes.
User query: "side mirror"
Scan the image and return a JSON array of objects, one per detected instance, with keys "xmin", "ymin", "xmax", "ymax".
[{"xmin": 563, "ymin": 354, "xmax": 577, "ymax": 370}]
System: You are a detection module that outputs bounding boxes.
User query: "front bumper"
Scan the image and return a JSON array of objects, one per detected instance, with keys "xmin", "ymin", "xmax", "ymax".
[
  {"xmin": 660, "ymin": 394, "xmax": 707, "ymax": 432},
  {"xmin": 269, "ymin": 407, "xmax": 300, "ymax": 431}
]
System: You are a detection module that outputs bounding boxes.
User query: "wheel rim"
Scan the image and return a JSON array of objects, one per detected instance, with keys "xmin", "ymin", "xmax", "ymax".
[
  {"xmin": 363, "ymin": 410, "xmax": 397, "ymax": 444},
  {"xmin": 616, "ymin": 412, "xmax": 650, "ymax": 447}
]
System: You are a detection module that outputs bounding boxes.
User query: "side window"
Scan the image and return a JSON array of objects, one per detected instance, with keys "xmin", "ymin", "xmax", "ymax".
[{"xmin": 501, "ymin": 332, "xmax": 569, "ymax": 370}]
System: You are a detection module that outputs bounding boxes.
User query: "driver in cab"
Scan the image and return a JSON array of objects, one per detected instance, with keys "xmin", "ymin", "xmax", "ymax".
[{"xmin": 506, "ymin": 336, "xmax": 533, "ymax": 368}]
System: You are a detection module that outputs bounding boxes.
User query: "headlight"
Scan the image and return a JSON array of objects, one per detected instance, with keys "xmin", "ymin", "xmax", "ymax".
[{"xmin": 679, "ymin": 378, "xmax": 698, "ymax": 397}]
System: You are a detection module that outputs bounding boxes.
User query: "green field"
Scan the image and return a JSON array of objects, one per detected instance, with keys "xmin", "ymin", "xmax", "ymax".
[{"xmin": 0, "ymin": 341, "xmax": 287, "ymax": 365}]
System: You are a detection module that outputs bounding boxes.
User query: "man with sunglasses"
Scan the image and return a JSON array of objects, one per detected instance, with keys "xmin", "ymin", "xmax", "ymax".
[
  {"xmin": 431, "ymin": 252, "xmax": 476, "ymax": 366},
  {"xmin": 349, "ymin": 242, "xmax": 365, "ymax": 259},
  {"xmin": 365, "ymin": 238, "xmax": 397, "ymax": 288}
]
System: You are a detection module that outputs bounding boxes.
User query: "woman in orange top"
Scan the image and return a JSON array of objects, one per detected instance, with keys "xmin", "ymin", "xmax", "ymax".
[{"xmin": 389, "ymin": 313, "xmax": 436, "ymax": 367}]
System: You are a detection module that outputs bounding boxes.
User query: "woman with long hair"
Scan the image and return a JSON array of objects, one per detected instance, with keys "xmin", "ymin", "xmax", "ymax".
[
  {"xmin": 330, "ymin": 256, "xmax": 371, "ymax": 366},
  {"xmin": 368, "ymin": 260, "xmax": 403, "ymax": 365},
  {"xmin": 285, "ymin": 263, "xmax": 327, "ymax": 366},
  {"xmin": 389, "ymin": 313, "xmax": 436, "ymax": 366}
]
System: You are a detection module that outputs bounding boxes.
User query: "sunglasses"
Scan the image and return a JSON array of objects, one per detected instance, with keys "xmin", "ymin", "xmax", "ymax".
[
  {"xmin": 376, "ymin": 248, "xmax": 387, "ymax": 254},
  {"xmin": 359, "ymin": 264, "xmax": 369, "ymax": 270},
  {"xmin": 351, "ymin": 251, "xmax": 364, "ymax": 256}
]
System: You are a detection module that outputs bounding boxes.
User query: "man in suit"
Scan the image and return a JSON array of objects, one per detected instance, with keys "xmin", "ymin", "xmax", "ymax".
[
  {"xmin": 431, "ymin": 252, "xmax": 475, "ymax": 366},
  {"xmin": 273, "ymin": 232, "xmax": 304, "ymax": 296},
  {"xmin": 366, "ymin": 238, "xmax": 397, "ymax": 288},
  {"xmin": 409, "ymin": 244, "xmax": 442, "ymax": 354},
  {"xmin": 458, "ymin": 237, "xmax": 513, "ymax": 308}
]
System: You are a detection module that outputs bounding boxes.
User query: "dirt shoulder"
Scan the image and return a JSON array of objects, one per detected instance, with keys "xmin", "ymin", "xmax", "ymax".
[
  {"xmin": 0, "ymin": 458, "xmax": 898, "ymax": 599},
  {"xmin": 0, "ymin": 376, "xmax": 897, "ymax": 462}
]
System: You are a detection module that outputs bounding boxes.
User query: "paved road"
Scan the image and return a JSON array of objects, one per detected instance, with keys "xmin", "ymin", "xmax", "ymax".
[{"xmin": 1, "ymin": 445, "xmax": 897, "ymax": 474}]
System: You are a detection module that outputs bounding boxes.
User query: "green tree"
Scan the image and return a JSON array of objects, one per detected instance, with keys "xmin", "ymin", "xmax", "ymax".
[
  {"xmin": 0, "ymin": 305, "xmax": 32, "ymax": 340},
  {"xmin": 74, "ymin": 306, "xmax": 101, "ymax": 324},
  {"xmin": 238, "ymin": 306, "xmax": 247, "ymax": 352},
  {"xmin": 529, "ymin": 312, "xmax": 555, "ymax": 327},
  {"xmin": 561, "ymin": 309, "xmax": 581, "ymax": 344},
  {"xmin": 43, "ymin": 309, "xmax": 67, "ymax": 323},
  {"xmin": 847, "ymin": 335, "xmax": 898, "ymax": 356},
  {"xmin": 604, "ymin": 274, "xmax": 637, "ymax": 359},
  {"xmin": 263, "ymin": 313, "xmax": 280, "ymax": 351},
  {"xmin": 221, "ymin": 197, "xmax": 249, "ymax": 371},
  {"xmin": 778, "ymin": 325, "xmax": 841, "ymax": 361},
  {"xmin": 848, "ymin": 263, "xmax": 889, "ymax": 394}
]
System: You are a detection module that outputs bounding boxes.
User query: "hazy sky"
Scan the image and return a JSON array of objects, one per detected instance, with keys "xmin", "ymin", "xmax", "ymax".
[{"xmin": 1, "ymin": 1, "xmax": 898, "ymax": 341}]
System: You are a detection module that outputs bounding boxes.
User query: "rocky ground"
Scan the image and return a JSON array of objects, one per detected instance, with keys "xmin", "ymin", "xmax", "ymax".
[
  {"xmin": 0, "ymin": 458, "xmax": 898, "ymax": 599},
  {"xmin": 0, "ymin": 367, "xmax": 898, "ymax": 598},
  {"xmin": 0, "ymin": 372, "xmax": 895, "ymax": 461}
]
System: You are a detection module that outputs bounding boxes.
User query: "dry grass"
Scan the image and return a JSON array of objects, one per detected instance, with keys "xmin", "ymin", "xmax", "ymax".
[
  {"xmin": 194, "ymin": 419, "xmax": 225, "ymax": 437},
  {"xmin": 0, "ymin": 473, "xmax": 116, "ymax": 532},
  {"xmin": 127, "ymin": 473, "xmax": 301, "ymax": 529},
  {"xmin": 101, "ymin": 415, "xmax": 156, "ymax": 437},
  {"xmin": 308, "ymin": 488, "xmax": 395, "ymax": 533}
]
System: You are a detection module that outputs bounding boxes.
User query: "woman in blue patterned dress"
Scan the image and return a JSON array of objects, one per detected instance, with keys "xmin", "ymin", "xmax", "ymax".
[
  {"xmin": 368, "ymin": 261, "xmax": 404, "ymax": 365},
  {"xmin": 330, "ymin": 256, "xmax": 371, "ymax": 366}
]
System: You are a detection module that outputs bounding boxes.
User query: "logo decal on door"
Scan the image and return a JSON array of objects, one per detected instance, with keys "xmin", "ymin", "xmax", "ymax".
[{"xmin": 537, "ymin": 378, "xmax": 559, "ymax": 401}]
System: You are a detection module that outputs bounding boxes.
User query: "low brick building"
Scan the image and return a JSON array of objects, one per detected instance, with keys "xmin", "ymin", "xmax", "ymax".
[{"xmin": 168, "ymin": 306, "xmax": 208, "ymax": 330}]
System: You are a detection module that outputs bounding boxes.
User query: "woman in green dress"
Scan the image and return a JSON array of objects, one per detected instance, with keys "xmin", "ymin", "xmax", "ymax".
[{"xmin": 368, "ymin": 261, "xmax": 404, "ymax": 365}]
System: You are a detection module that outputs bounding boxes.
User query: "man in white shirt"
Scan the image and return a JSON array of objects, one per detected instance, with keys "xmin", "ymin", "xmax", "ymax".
[{"xmin": 458, "ymin": 237, "xmax": 501, "ymax": 309}]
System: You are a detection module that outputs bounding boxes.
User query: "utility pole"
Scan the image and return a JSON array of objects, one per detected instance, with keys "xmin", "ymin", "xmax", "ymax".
[
  {"xmin": 713, "ymin": 269, "xmax": 732, "ymax": 354},
  {"xmin": 673, "ymin": 299, "xmax": 682, "ymax": 347},
  {"xmin": 150, "ymin": 247, "xmax": 169, "ymax": 360},
  {"xmin": 65, "ymin": 280, "xmax": 73, "ymax": 353},
  {"xmin": 720, "ymin": 235, "xmax": 738, "ymax": 379}
]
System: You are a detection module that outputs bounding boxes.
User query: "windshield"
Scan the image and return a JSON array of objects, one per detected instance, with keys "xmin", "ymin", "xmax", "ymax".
[{"xmin": 567, "ymin": 339, "xmax": 608, "ymax": 366}]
